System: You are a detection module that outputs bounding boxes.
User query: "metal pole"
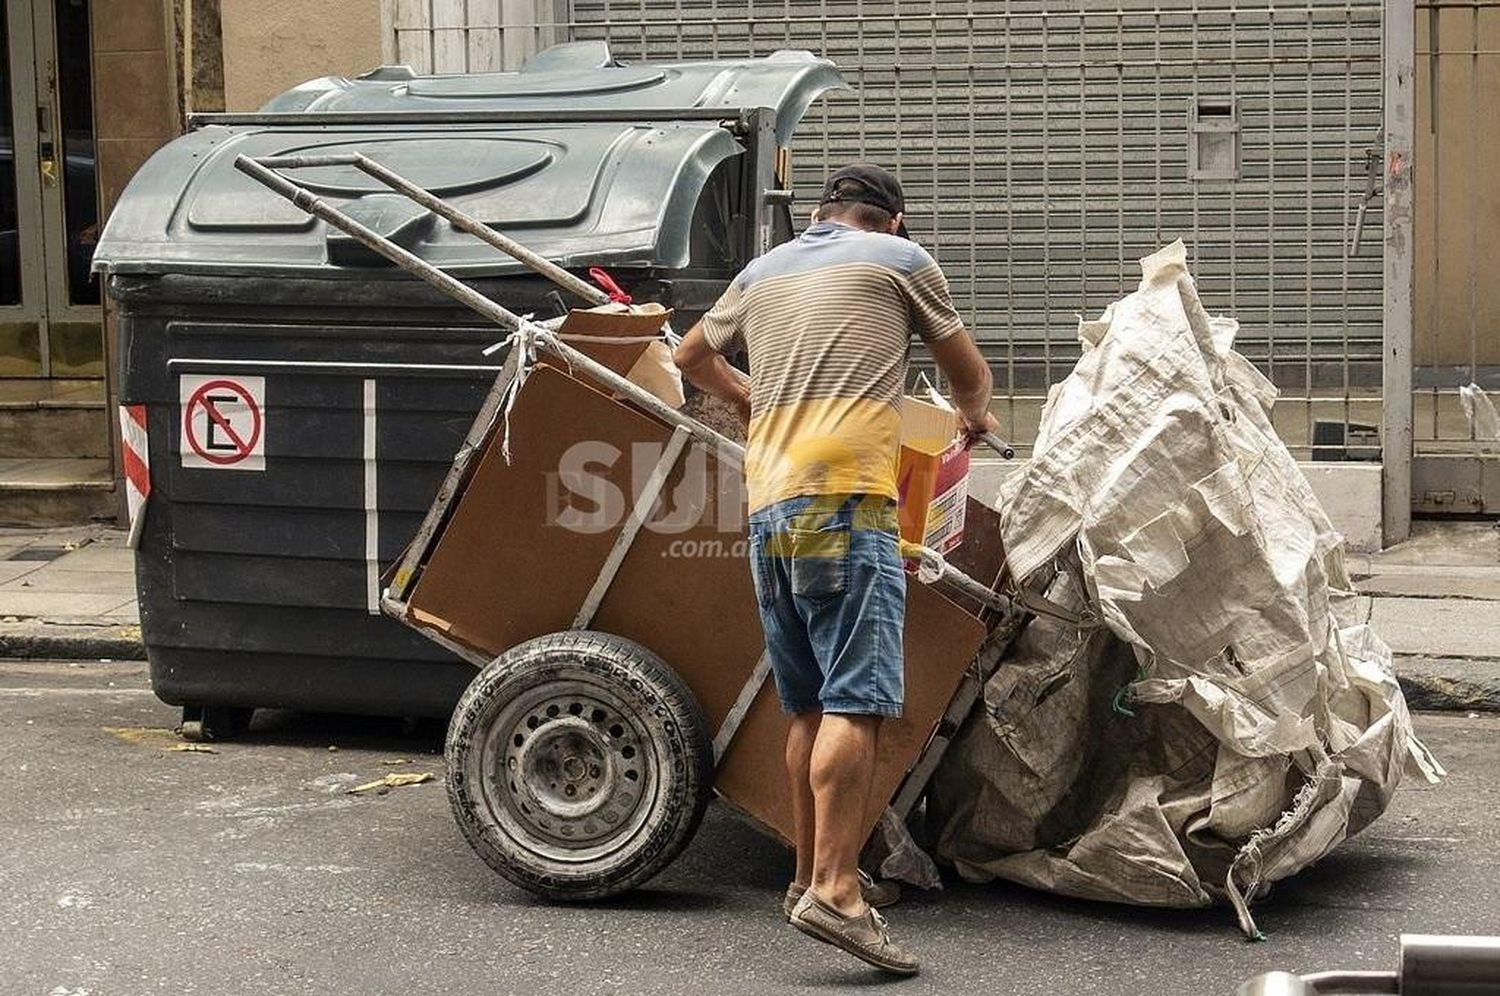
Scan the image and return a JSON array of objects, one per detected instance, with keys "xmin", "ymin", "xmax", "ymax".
[
  {"xmin": 250, "ymin": 152, "xmax": 611, "ymax": 306},
  {"xmin": 350, "ymin": 154, "xmax": 610, "ymax": 306},
  {"xmin": 1301, "ymin": 971, "xmax": 1400, "ymax": 994},
  {"xmin": 979, "ymin": 431, "xmax": 1016, "ymax": 460},
  {"xmin": 1399, "ymin": 933, "xmax": 1500, "ymax": 994},
  {"xmin": 1382, "ymin": 0, "xmax": 1416, "ymax": 546}
]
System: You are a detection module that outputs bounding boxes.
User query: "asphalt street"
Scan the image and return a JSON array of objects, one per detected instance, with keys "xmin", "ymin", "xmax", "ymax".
[{"xmin": 2, "ymin": 660, "xmax": 1496, "ymax": 996}]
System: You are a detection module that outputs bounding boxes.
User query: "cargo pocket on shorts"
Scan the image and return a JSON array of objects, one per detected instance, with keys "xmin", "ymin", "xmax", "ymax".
[{"xmin": 788, "ymin": 524, "xmax": 849, "ymax": 600}]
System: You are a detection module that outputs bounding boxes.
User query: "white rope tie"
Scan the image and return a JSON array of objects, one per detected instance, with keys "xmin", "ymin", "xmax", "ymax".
[
  {"xmin": 480, "ymin": 314, "xmax": 678, "ymax": 464},
  {"xmin": 482, "ymin": 315, "xmax": 566, "ymax": 462}
]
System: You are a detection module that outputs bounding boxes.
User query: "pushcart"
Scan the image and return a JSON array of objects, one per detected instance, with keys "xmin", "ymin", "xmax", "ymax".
[{"xmin": 235, "ymin": 152, "xmax": 1053, "ymax": 900}]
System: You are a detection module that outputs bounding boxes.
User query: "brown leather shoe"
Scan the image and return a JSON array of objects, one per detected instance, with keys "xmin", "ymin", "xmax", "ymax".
[
  {"xmin": 782, "ymin": 883, "xmax": 804, "ymax": 921},
  {"xmin": 782, "ymin": 871, "xmax": 901, "ymax": 920},
  {"xmin": 788, "ymin": 890, "xmax": 920, "ymax": 976}
]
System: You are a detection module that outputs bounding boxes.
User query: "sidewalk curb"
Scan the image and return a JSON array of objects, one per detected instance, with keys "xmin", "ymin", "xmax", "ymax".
[
  {"xmin": 1393, "ymin": 655, "xmax": 1500, "ymax": 713},
  {"xmin": 0, "ymin": 623, "xmax": 1497, "ymax": 713},
  {"xmin": 0, "ymin": 623, "xmax": 145, "ymax": 662}
]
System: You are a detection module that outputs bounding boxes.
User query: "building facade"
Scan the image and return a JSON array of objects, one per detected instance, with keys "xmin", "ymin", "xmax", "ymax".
[{"xmin": 1, "ymin": 0, "xmax": 1495, "ymax": 528}]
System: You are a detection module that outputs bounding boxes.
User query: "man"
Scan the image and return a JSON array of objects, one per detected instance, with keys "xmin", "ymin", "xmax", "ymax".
[{"xmin": 672, "ymin": 164, "xmax": 996, "ymax": 976}]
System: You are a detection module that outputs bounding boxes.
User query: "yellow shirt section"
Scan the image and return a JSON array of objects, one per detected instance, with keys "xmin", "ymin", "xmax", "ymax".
[{"xmin": 745, "ymin": 396, "xmax": 902, "ymax": 512}]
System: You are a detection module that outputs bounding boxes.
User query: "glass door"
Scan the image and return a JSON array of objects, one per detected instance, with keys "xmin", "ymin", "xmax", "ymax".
[
  {"xmin": 33, "ymin": 0, "xmax": 100, "ymax": 375},
  {"xmin": 1, "ymin": 0, "xmax": 45, "ymax": 375},
  {"xmin": 0, "ymin": 0, "xmax": 101, "ymax": 378}
]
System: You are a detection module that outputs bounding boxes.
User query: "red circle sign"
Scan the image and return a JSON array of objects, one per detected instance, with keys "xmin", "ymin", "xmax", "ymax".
[{"xmin": 184, "ymin": 379, "xmax": 262, "ymax": 465}]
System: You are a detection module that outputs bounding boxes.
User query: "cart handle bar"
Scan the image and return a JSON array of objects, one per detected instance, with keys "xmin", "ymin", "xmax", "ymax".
[
  {"xmin": 978, "ymin": 430, "xmax": 1016, "ymax": 460},
  {"xmin": 904, "ymin": 542, "xmax": 1092, "ymax": 628},
  {"xmin": 242, "ymin": 152, "xmax": 609, "ymax": 307}
]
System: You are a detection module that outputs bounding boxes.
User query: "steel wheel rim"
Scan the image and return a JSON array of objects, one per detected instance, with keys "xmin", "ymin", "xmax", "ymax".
[{"xmin": 476, "ymin": 671, "xmax": 664, "ymax": 865}]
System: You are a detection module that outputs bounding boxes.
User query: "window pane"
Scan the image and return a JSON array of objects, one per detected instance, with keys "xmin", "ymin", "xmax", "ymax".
[{"xmin": 55, "ymin": 0, "xmax": 97, "ymax": 306}]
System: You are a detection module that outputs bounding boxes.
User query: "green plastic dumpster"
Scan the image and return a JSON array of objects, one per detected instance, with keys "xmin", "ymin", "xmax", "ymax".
[{"xmin": 92, "ymin": 41, "xmax": 844, "ymax": 737}]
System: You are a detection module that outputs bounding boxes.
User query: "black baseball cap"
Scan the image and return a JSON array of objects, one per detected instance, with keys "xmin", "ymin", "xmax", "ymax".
[{"xmin": 819, "ymin": 163, "xmax": 910, "ymax": 239}]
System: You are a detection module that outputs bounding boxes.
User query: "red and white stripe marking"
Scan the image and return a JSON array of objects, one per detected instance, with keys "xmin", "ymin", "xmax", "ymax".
[{"xmin": 119, "ymin": 405, "xmax": 151, "ymax": 548}]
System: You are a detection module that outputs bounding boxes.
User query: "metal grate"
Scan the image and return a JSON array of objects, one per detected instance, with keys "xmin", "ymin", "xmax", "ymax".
[
  {"xmin": 1412, "ymin": 2, "xmax": 1500, "ymax": 456},
  {"xmin": 566, "ymin": 0, "xmax": 1388, "ymax": 458},
  {"xmin": 1403, "ymin": 0, "xmax": 1500, "ymax": 515}
]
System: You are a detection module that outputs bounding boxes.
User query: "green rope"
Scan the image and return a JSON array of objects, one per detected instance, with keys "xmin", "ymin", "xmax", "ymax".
[{"xmin": 1112, "ymin": 661, "xmax": 1151, "ymax": 717}]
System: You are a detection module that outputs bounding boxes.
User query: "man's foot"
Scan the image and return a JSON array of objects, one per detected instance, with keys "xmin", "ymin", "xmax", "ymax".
[
  {"xmin": 781, "ymin": 871, "xmax": 901, "ymax": 920},
  {"xmin": 788, "ymin": 890, "xmax": 920, "ymax": 976}
]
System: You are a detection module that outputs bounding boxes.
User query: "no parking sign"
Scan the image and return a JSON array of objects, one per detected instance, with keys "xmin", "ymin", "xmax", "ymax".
[{"xmin": 180, "ymin": 374, "xmax": 266, "ymax": 471}]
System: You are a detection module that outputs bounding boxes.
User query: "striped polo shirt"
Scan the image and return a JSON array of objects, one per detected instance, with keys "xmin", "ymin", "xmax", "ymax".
[{"xmin": 700, "ymin": 220, "xmax": 966, "ymax": 512}]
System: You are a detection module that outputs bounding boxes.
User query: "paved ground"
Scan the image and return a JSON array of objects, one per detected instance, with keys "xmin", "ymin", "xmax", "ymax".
[
  {"xmin": 0, "ymin": 526, "xmax": 136, "ymax": 625},
  {"xmin": 2, "ymin": 660, "xmax": 1496, "ymax": 996}
]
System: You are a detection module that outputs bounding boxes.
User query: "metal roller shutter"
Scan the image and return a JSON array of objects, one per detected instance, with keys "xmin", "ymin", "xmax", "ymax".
[{"xmin": 566, "ymin": 1, "xmax": 1386, "ymax": 447}]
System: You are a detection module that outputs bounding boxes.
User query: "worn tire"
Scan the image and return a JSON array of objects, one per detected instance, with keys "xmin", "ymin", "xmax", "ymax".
[{"xmin": 445, "ymin": 630, "xmax": 714, "ymax": 901}]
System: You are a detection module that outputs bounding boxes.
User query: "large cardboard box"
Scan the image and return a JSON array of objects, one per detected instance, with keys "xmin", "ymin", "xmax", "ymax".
[
  {"xmin": 557, "ymin": 303, "xmax": 685, "ymax": 408},
  {"xmin": 897, "ymin": 395, "xmax": 970, "ymax": 554}
]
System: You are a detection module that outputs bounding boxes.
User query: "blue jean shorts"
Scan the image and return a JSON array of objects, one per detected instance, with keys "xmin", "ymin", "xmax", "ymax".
[{"xmin": 746, "ymin": 493, "xmax": 907, "ymax": 717}]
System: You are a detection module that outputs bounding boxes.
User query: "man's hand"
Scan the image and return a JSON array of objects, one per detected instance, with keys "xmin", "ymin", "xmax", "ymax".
[
  {"xmin": 673, "ymin": 321, "xmax": 752, "ymax": 425},
  {"xmin": 960, "ymin": 409, "xmax": 1000, "ymax": 443}
]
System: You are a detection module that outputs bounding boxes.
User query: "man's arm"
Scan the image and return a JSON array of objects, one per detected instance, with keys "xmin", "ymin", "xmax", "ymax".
[
  {"xmin": 673, "ymin": 321, "xmax": 752, "ymax": 424},
  {"xmin": 900, "ymin": 247, "xmax": 998, "ymax": 438},
  {"xmin": 928, "ymin": 331, "xmax": 999, "ymax": 437}
]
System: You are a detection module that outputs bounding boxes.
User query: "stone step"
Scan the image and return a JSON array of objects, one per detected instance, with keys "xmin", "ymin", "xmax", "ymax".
[
  {"xmin": 0, "ymin": 459, "xmax": 118, "ymax": 527},
  {"xmin": 0, "ymin": 407, "xmax": 112, "ymax": 459},
  {"xmin": 0, "ymin": 379, "xmax": 110, "ymax": 460}
]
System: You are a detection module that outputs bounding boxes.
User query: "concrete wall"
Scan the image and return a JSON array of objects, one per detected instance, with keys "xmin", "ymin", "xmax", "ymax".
[
  {"xmin": 219, "ymin": 0, "xmax": 384, "ymax": 111},
  {"xmin": 92, "ymin": 1, "xmax": 180, "ymax": 218},
  {"xmin": 969, "ymin": 461, "xmax": 1385, "ymax": 555},
  {"xmin": 175, "ymin": 0, "xmax": 226, "ymax": 113},
  {"xmin": 92, "ymin": 0, "xmax": 184, "ymax": 511}
]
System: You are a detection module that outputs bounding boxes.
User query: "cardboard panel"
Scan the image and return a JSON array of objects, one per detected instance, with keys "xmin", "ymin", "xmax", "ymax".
[
  {"xmin": 940, "ymin": 496, "xmax": 1012, "ymax": 618},
  {"xmin": 408, "ymin": 363, "xmax": 766, "ymax": 722},
  {"xmin": 715, "ymin": 580, "xmax": 988, "ymax": 844},
  {"xmin": 558, "ymin": 304, "xmax": 671, "ymax": 379},
  {"xmin": 406, "ymin": 364, "xmax": 655, "ymax": 650},
  {"xmin": 589, "ymin": 503, "xmax": 763, "ymax": 730}
]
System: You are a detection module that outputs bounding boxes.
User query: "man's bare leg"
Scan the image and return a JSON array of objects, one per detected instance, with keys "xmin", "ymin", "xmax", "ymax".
[
  {"xmin": 807, "ymin": 713, "xmax": 881, "ymax": 913},
  {"xmin": 785, "ymin": 711, "xmax": 821, "ymax": 887}
]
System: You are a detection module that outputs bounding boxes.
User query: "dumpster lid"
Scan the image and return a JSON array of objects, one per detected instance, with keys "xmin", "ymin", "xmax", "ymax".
[
  {"xmin": 94, "ymin": 45, "xmax": 846, "ymax": 280},
  {"xmin": 250, "ymin": 42, "xmax": 844, "ymax": 148}
]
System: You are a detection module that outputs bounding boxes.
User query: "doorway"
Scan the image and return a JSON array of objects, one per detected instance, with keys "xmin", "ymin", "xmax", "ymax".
[{"xmin": 1, "ymin": 0, "xmax": 101, "ymax": 379}]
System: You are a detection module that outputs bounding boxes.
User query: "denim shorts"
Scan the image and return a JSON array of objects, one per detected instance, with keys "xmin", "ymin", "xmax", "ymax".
[{"xmin": 746, "ymin": 493, "xmax": 907, "ymax": 717}]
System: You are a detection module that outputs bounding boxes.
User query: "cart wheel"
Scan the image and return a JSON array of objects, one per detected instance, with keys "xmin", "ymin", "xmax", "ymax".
[
  {"xmin": 180, "ymin": 705, "xmax": 255, "ymax": 742},
  {"xmin": 446, "ymin": 631, "xmax": 714, "ymax": 901}
]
